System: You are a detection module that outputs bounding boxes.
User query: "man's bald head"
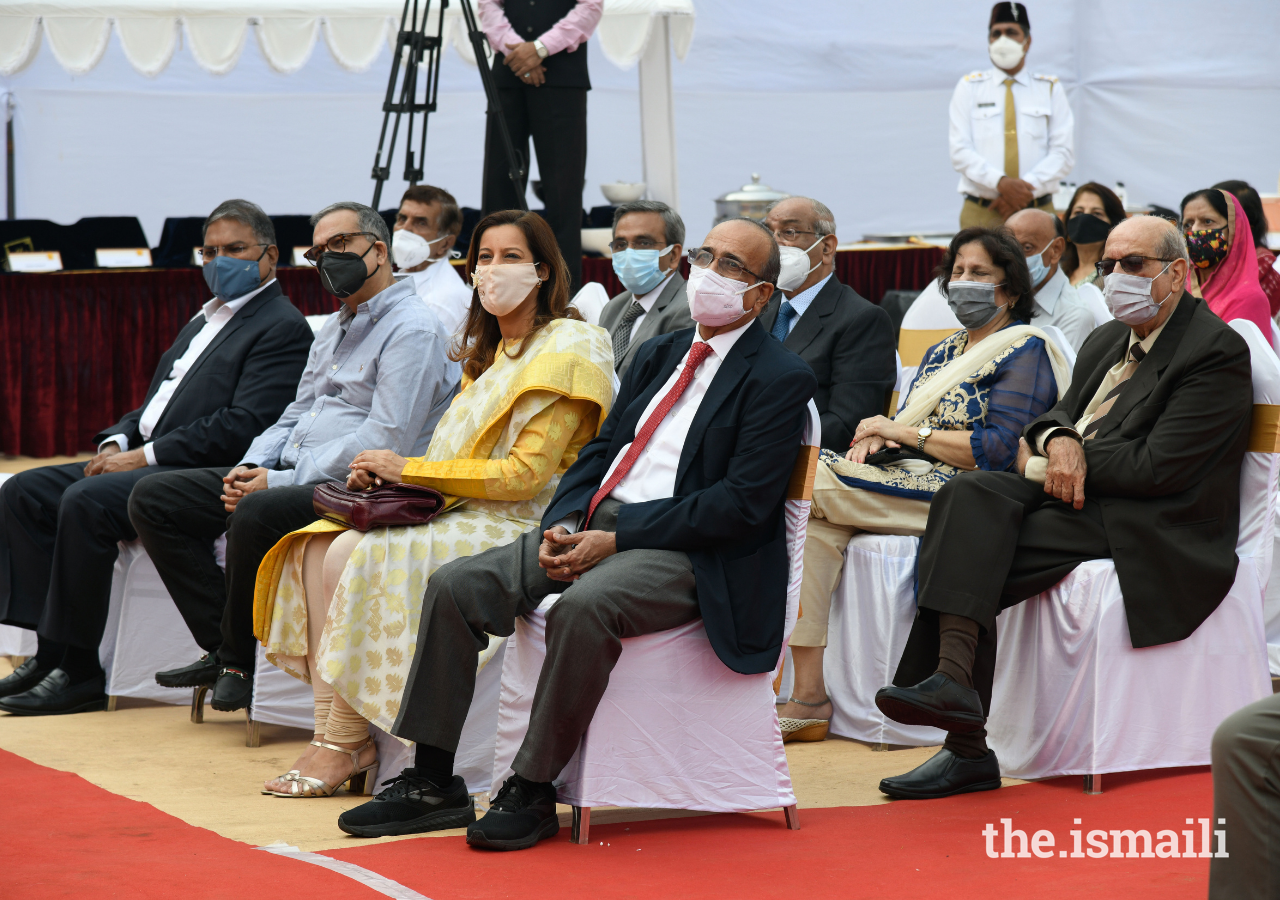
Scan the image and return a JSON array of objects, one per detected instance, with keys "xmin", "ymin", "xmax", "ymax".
[
  {"xmin": 705, "ymin": 218, "xmax": 781, "ymax": 286},
  {"xmin": 1005, "ymin": 207, "xmax": 1064, "ymax": 288}
]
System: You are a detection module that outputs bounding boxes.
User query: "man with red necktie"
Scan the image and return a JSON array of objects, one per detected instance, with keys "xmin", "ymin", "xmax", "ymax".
[{"xmin": 334, "ymin": 218, "xmax": 816, "ymax": 849}]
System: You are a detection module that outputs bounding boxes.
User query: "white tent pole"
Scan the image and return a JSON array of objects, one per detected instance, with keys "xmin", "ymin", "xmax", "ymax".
[{"xmin": 637, "ymin": 15, "xmax": 679, "ymax": 213}]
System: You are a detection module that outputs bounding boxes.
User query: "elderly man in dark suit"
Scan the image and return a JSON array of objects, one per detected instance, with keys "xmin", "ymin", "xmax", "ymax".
[
  {"xmin": 874, "ymin": 215, "xmax": 1253, "ymax": 798},
  {"xmin": 598, "ymin": 200, "xmax": 693, "ymax": 377},
  {"xmin": 332, "ymin": 217, "xmax": 816, "ymax": 848},
  {"xmin": 760, "ymin": 197, "xmax": 896, "ymax": 452},
  {"xmin": 0, "ymin": 199, "xmax": 314, "ymax": 715}
]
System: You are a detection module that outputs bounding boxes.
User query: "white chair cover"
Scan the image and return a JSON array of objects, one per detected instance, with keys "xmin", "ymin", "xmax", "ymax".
[
  {"xmin": 1039, "ymin": 324, "xmax": 1078, "ymax": 371},
  {"xmin": 988, "ymin": 317, "xmax": 1278, "ymax": 778},
  {"xmin": 569, "ymin": 282, "xmax": 610, "ymax": 327},
  {"xmin": 1076, "ymin": 282, "xmax": 1113, "ymax": 328},
  {"xmin": 490, "ymin": 400, "xmax": 821, "ymax": 812},
  {"xmin": 899, "ymin": 278, "xmax": 960, "ymax": 331}
]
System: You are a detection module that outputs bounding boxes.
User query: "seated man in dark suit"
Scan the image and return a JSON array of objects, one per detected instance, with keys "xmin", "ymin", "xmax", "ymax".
[
  {"xmin": 762, "ymin": 195, "xmax": 898, "ymax": 729},
  {"xmin": 334, "ymin": 218, "xmax": 816, "ymax": 848},
  {"xmin": 0, "ymin": 199, "xmax": 315, "ymax": 715},
  {"xmin": 599, "ymin": 200, "xmax": 694, "ymax": 377},
  {"xmin": 874, "ymin": 215, "xmax": 1253, "ymax": 798}
]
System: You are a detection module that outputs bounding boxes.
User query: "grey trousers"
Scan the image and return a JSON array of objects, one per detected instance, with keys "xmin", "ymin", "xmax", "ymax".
[
  {"xmin": 1210, "ymin": 692, "xmax": 1280, "ymax": 898},
  {"xmin": 393, "ymin": 499, "xmax": 699, "ymax": 783}
]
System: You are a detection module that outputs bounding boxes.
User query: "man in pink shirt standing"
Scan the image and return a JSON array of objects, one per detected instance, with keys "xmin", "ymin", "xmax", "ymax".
[{"xmin": 478, "ymin": 0, "xmax": 602, "ymax": 291}]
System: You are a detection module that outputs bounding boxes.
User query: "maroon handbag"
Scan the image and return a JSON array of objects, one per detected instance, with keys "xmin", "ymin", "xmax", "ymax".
[{"xmin": 312, "ymin": 481, "xmax": 447, "ymax": 532}]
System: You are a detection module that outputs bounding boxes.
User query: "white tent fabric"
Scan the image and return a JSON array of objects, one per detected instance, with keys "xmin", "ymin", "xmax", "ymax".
[{"xmin": 0, "ymin": 0, "xmax": 695, "ymax": 77}]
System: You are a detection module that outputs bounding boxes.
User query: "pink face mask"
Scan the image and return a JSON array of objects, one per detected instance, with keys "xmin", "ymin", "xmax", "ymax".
[
  {"xmin": 472, "ymin": 263, "xmax": 541, "ymax": 316},
  {"xmin": 687, "ymin": 265, "xmax": 761, "ymax": 327}
]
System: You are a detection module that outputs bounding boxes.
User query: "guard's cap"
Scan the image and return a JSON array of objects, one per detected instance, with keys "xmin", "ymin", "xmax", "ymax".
[{"xmin": 990, "ymin": 2, "xmax": 1030, "ymax": 32}]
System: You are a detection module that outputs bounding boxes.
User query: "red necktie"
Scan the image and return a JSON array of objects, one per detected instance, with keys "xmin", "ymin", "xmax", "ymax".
[{"xmin": 585, "ymin": 341, "xmax": 715, "ymax": 527}]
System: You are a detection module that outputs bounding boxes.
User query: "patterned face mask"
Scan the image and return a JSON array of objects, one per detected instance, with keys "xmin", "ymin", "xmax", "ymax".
[{"xmin": 1185, "ymin": 227, "xmax": 1229, "ymax": 269}]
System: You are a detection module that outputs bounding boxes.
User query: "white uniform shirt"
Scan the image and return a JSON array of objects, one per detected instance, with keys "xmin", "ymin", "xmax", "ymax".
[
  {"xmin": 949, "ymin": 66, "xmax": 1074, "ymax": 200},
  {"xmin": 409, "ymin": 259, "xmax": 474, "ymax": 340},
  {"xmin": 101, "ymin": 279, "xmax": 273, "ymax": 465},
  {"xmin": 556, "ymin": 322, "xmax": 749, "ymax": 532}
]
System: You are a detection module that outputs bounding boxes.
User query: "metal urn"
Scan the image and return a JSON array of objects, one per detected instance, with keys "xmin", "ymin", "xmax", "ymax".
[{"xmin": 714, "ymin": 173, "xmax": 790, "ymax": 223}]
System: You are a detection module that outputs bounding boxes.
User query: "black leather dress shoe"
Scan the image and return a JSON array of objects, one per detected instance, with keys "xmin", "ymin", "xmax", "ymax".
[
  {"xmin": 879, "ymin": 747, "xmax": 1002, "ymax": 799},
  {"xmin": 467, "ymin": 774, "xmax": 560, "ymax": 851},
  {"xmin": 210, "ymin": 666, "xmax": 253, "ymax": 712},
  {"xmin": 339, "ymin": 770, "xmax": 476, "ymax": 837},
  {"xmin": 0, "ymin": 669, "xmax": 107, "ymax": 715},
  {"xmin": 155, "ymin": 653, "xmax": 221, "ymax": 689},
  {"xmin": 875, "ymin": 673, "xmax": 986, "ymax": 733},
  {"xmin": 0, "ymin": 658, "xmax": 53, "ymax": 699}
]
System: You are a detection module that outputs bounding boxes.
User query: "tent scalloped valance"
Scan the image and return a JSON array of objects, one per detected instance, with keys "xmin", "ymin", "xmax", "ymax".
[{"xmin": 0, "ymin": 0, "xmax": 695, "ymax": 78}]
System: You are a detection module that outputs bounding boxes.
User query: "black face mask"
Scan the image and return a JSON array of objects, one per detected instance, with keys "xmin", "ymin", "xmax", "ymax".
[
  {"xmin": 1066, "ymin": 213, "xmax": 1112, "ymax": 245},
  {"xmin": 317, "ymin": 243, "xmax": 376, "ymax": 298}
]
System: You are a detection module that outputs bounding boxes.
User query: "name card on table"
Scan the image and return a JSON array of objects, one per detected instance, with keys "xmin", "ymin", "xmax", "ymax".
[
  {"xmin": 292, "ymin": 247, "xmax": 315, "ymax": 267},
  {"xmin": 6, "ymin": 250, "xmax": 63, "ymax": 272},
  {"xmin": 96, "ymin": 248, "xmax": 152, "ymax": 268}
]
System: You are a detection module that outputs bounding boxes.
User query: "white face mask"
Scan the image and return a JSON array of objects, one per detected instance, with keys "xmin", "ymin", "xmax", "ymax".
[
  {"xmin": 687, "ymin": 265, "xmax": 761, "ymax": 327},
  {"xmin": 775, "ymin": 236, "xmax": 825, "ymax": 293},
  {"xmin": 471, "ymin": 263, "xmax": 541, "ymax": 316},
  {"xmin": 989, "ymin": 35, "xmax": 1026, "ymax": 70},
  {"xmin": 392, "ymin": 229, "xmax": 449, "ymax": 270},
  {"xmin": 1102, "ymin": 262, "xmax": 1175, "ymax": 326}
]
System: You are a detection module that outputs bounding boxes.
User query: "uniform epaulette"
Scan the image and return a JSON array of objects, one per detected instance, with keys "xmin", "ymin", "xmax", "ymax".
[
  {"xmin": 1033, "ymin": 73, "xmax": 1059, "ymax": 83},
  {"xmin": 964, "ymin": 70, "xmax": 988, "ymax": 82}
]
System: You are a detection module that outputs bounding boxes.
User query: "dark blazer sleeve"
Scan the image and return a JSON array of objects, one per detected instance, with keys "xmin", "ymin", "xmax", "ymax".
[
  {"xmin": 616, "ymin": 361, "xmax": 816, "ymax": 552},
  {"xmin": 148, "ymin": 315, "xmax": 316, "ymax": 467},
  {"xmin": 822, "ymin": 298, "xmax": 896, "ymax": 449},
  {"xmin": 1085, "ymin": 329, "xmax": 1252, "ymax": 498},
  {"xmin": 93, "ymin": 318, "xmax": 204, "ymax": 450}
]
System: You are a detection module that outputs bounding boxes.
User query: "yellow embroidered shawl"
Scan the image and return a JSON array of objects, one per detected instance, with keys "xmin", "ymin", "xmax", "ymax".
[{"xmin": 251, "ymin": 317, "xmax": 614, "ymax": 642}]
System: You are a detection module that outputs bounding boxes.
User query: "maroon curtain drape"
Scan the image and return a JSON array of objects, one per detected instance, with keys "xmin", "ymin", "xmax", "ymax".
[{"xmin": 0, "ymin": 247, "xmax": 942, "ymax": 458}]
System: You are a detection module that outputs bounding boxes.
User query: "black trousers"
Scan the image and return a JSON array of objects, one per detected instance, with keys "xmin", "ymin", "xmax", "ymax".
[
  {"xmin": 482, "ymin": 86, "xmax": 587, "ymax": 292},
  {"xmin": 395, "ymin": 499, "xmax": 700, "ymax": 783},
  {"xmin": 0, "ymin": 462, "xmax": 182, "ymax": 649},
  {"xmin": 127, "ymin": 468, "xmax": 319, "ymax": 669},
  {"xmin": 893, "ymin": 470, "xmax": 1112, "ymax": 728}
]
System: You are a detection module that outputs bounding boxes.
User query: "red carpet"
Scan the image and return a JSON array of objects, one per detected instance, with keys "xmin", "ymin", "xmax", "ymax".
[{"xmin": 2, "ymin": 746, "xmax": 1211, "ymax": 899}]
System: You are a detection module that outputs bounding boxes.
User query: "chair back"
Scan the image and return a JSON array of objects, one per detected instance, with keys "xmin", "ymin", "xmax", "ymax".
[
  {"xmin": 779, "ymin": 400, "xmax": 820, "ymax": 654},
  {"xmin": 1229, "ymin": 319, "xmax": 1280, "ymax": 576},
  {"xmin": 1076, "ymin": 281, "xmax": 1113, "ymax": 328},
  {"xmin": 1039, "ymin": 324, "xmax": 1077, "ymax": 372},
  {"xmin": 569, "ymin": 282, "xmax": 610, "ymax": 326}
]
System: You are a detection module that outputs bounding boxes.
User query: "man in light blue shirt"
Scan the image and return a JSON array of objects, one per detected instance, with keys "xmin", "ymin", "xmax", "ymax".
[{"xmin": 130, "ymin": 201, "xmax": 460, "ymax": 712}]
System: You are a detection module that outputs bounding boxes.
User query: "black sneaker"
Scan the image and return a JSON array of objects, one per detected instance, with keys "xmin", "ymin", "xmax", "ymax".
[
  {"xmin": 210, "ymin": 666, "xmax": 253, "ymax": 712},
  {"xmin": 155, "ymin": 653, "xmax": 221, "ymax": 689},
  {"xmin": 338, "ymin": 769, "xmax": 476, "ymax": 838},
  {"xmin": 466, "ymin": 774, "xmax": 560, "ymax": 851}
]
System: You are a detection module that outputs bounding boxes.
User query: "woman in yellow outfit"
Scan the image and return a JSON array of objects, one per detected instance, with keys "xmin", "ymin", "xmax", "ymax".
[{"xmin": 252, "ymin": 210, "xmax": 614, "ymax": 797}]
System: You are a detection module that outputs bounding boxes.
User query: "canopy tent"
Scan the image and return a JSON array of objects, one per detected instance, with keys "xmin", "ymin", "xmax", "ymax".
[{"xmin": 0, "ymin": 0, "xmax": 693, "ymax": 211}]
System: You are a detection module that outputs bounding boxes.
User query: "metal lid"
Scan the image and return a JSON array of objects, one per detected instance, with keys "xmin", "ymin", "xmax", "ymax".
[{"xmin": 716, "ymin": 173, "xmax": 790, "ymax": 203}]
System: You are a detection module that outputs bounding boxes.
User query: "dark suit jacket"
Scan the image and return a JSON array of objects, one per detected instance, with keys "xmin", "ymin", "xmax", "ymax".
[
  {"xmin": 1024, "ymin": 294, "xmax": 1253, "ymax": 648},
  {"xmin": 541, "ymin": 320, "xmax": 817, "ymax": 674},
  {"xmin": 598, "ymin": 273, "xmax": 694, "ymax": 377},
  {"xmin": 94, "ymin": 281, "xmax": 314, "ymax": 467},
  {"xmin": 758, "ymin": 275, "xmax": 896, "ymax": 452}
]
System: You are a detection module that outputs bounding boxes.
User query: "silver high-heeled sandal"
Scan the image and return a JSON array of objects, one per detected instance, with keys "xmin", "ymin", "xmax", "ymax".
[
  {"xmin": 261, "ymin": 769, "xmax": 301, "ymax": 795},
  {"xmin": 269, "ymin": 739, "xmax": 379, "ymax": 798}
]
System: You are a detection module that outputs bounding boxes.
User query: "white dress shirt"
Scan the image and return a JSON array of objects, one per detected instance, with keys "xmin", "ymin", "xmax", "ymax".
[
  {"xmin": 1033, "ymin": 267, "xmax": 1096, "ymax": 351},
  {"xmin": 101, "ymin": 279, "xmax": 273, "ymax": 465},
  {"xmin": 409, "ymin": 259, "xmax": 474, "ymax": 340},
  {"xmin": 949, "ymin": 66, "xmax": 1074, "ymax": 199},
  {"xmin": 779, "ymin": 273, "xmax": 832, "ymax": 336},
  {"xmin": 626, "ymin": 271, "xmax": 676, "ymax": 342}
]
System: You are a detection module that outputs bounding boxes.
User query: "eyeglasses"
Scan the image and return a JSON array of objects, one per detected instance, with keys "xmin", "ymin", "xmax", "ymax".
[
  {"xmin": 200, "ymin": 241, "xmax": 268, "ymax": 260},
  {"xmin": 302, "ymin": 232, "xmax": 379, "ymax": 265},
  {"xmin": 608, "ymin": 238, "xmax": 668, "ymax": 253},
  {"xmin": 771, "ymin": 229, "xmax": 817, "ymax": 242},
  {"xmin": 1095, "ymin": 256, "xmax": 1177, "ymax": 277},
  {"xmin": 687, "ymin": 247, "xmax": 766, "ymax": 283}
]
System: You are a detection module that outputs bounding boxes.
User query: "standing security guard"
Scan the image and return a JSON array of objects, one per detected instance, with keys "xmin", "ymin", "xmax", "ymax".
[
  {"xmin": 949, "ymin": 2, "xmax": 1073, "ymax": 229},
  {"xmin": 478, "ymin": 0, "xmax": 603, "ymax": 292}
]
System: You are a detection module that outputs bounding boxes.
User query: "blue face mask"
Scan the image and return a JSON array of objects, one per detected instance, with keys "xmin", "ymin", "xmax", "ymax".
[
  {"xmin": 203, "ymin": 252, "xmax": 264, "ymax": 300},
  {"xmin": 611, "ymin": 245, "xmax": 674, "ymax": 296},
  {"xmin": 1025, "ymin": 240, "xmax": 1052, "ymax": 286}
]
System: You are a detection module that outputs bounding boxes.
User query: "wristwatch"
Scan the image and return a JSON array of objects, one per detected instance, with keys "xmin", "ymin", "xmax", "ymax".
[
  {"xmin": 533, "ymin": 39, "xmax": 549, "ymax": 59},
  {"xmin": 916, "ymin": 426, "xmax": 933, "ymax": 452}
]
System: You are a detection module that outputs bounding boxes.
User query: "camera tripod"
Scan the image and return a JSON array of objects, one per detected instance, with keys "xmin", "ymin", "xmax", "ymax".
[{"xmin": 370, "ymin": 0, "xmax": 527, "ymax": 212}]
